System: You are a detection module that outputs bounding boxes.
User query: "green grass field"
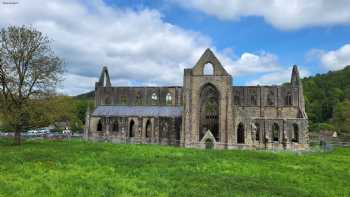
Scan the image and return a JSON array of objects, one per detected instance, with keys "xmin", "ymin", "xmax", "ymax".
[{"xmin": 0, "ymin": 139, "xmax": 349, "ymax": 197}]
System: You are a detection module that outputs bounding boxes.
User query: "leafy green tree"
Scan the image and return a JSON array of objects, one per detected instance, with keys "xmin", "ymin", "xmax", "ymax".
[
  {"xmin": 333, "ymin": 100, "xmax": 350, "ymax": 133},
  {"xmin": 74, "ymin": 98, "xmax": 94, "ymax": 126},
  {"xmin": 309, "ymin": 122, "xmax": 335, "ymax": 133},
  {"xmin": 28, "ymin": 96, "xmax": 81, "ymax": 131},
  {"xmin": 0, "ymin": 26, "xmax": 63, "ymax": 144}
]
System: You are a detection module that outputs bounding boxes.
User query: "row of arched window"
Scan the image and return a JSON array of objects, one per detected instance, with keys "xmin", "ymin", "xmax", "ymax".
[
  {"xmin": 104, "ymin": 92, "xmax": 173, "ymax": 105},
  {"xmin": 236, "ymin": 122, "xmax": 299, "ymax": 144},
  {"xmin": 234, "ymin": 94, "xmax": 293, "ymax": 106},
  {"xmin": 97, "ymin": 119, "xmax": 300, "ymax": 143},
  {"xmin": 96, "ymin": 119, "xmax": 153, "ymax": 138},
  {"xmin": 150, "ymin": 92, "xmax": 173, "ymax": 105}
]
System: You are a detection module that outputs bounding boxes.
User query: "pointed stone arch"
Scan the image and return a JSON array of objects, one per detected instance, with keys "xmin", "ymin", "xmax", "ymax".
[
  {"xmin": 272, "ymin": 123, "xmax": 280, "ymax": 142},
  {"xmin": 112, "ymin": 120, "xmax": 118, "ymax": 132},
  {"xmin": 145, "ymin": 119, "xmax": 152, "ymax": 138},
  {"xmin": 200, "ymin": 130, "xmax": 216, "ymax": 149},
  {"xmin": 98, "ymin": 66, "xmax": 111, "ymax": 87},
  {"xmin": 203, "ymin": 62, "xmax": 214, "ymax": 75},
  {"xmin": 192, "ymin": 48, "xmax": 229, "ymax": 76},
  {"xmin": 97, "ymin": 119, "xmax": 103, "ymax": 132},
  {"xmin": 292, "ymin": 123, "xmax": 299, "ymax": 143},
  {"xmin": 237, "ymin": 123, "xmax": 245, "ymax": 144},
  {"xmin": 129, "ymin": 120, "xmax": 135, "ymax": 138},
  {"xmin": 166, "ymin": 93, "xmax": 172, "ymax": 105},
  {"xmin": 254, "ymin": 122, "xmax": 260, "ymax": 141}
]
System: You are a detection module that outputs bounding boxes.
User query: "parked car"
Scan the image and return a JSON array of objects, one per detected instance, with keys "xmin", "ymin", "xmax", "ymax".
[
  {"xmin": 27, "ymin": 129, "xmax": 39, "ymax": 134},
  {"xmin": 38, "ymin": 128, "xmax": 50, "ymax": 134}
]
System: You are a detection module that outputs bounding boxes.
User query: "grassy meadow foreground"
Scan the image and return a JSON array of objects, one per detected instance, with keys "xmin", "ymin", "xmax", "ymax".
[{"xmin": 0, "ymin": 139, "xmax": 349, "ymax": 196}]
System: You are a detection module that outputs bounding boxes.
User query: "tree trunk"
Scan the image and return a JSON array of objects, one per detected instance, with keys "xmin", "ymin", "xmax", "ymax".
[{"xmin": 14, "ymin": 130, "xmax": 21, "ymax": 145}]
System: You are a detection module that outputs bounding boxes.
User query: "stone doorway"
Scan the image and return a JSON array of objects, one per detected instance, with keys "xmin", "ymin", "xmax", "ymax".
[
  {"xmin": 129, "ymin": 120, "xmax": 135, "ymax": 137},
  {"xmin": 145, "ymin": 119, "xmax": 151, "ymax": 138},
  {"xmin": 237, "ymin": 123, "xmax": 245, "ymax": 144}
]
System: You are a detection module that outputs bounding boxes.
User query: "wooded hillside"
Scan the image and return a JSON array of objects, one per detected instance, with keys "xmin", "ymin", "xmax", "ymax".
[{"xmin": 303, "ymin": 66, "xmax": 350, "ymax": 133}]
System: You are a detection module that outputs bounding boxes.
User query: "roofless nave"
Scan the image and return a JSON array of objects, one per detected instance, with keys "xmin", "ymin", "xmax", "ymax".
[{"xmin": 85, "ymin": 49, "xmax": 309, "ymax": 150}]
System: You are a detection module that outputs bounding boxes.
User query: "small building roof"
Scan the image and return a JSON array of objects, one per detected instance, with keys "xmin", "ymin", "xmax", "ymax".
[{"xmin": 92, "ymin": 106, "xmax": 183, "ymax": 117}]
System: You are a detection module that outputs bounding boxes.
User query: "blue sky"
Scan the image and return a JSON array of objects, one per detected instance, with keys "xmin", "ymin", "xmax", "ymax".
[
  {"xmin": 1, "ymin": 0, "xmax": 350, "ymax": 95},
  {"xmin": 116, "ymin": 0, "xmax": 350, "ymax": 71}
]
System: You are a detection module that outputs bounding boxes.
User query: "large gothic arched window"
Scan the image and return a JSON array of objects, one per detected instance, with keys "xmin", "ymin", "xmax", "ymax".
[{"xmin": 199, "ymin": 84, "xmax": 219, "ymax": 141}]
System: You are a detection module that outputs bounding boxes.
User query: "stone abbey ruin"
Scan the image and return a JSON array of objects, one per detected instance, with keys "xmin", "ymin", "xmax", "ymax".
[{"xmin": 85, "ymin": 49, "xmax": 309, "ymax": 150}]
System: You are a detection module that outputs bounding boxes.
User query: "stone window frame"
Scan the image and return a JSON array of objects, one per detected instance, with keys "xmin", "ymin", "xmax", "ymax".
[
  {"xmin": 97, "ymin": 120, "xmax": 103, "ymax": 132},
  {"xmin": 166, "ymin": 93, "xmax": 172, "ymax": 105},
  {"xmin": 203, "ymin": 62, "xmax": 214, "ymax": 75},
  {"xmin": 248, "ymin": 88, "xmax": 258, "ymax": 106},
  {"xmin": 136, "ymin": 92, "xmax": 143, "ymax": 105},
  {"xmin": 145, "ymin": 119, "xmax": 152, "ymax": 138},
  {"xmin": 234, "ymin": 95, "xmax": 241, "ymax": 105},
  {"xmin": 151, "ymin": 92, "xmax": 158, "ymax": 105},
  {"xmin": 104, "ymin": 97, "xmax": 112, "ymax": 105},
  {"xmin": 272, "ymin": 123, "xmax": 280, "ymax": 142},
  {"xmin": 255, "ymin": 122, "xmax": 260, "ymax": 141},
  {"xmin": 267, "ymin": 89, "xmax": 275, "ymax": 106},
  {"xmin": 129, "ymin": 119, "xmax": 135, "ymax": 138},
  {"xmin": 112, "ymin": 120, "xmax": 119, "ymax": 132},
  {"xmin": 120, "ymin": 95, "xmax": 127, "ymax": 105},
  {"xmin": 285, "ymin": 91, "xmax": 292, "ymax": 106},
  {"xmin": 292, "ymin": 123, "xmax": 299, "ymax": 143}
]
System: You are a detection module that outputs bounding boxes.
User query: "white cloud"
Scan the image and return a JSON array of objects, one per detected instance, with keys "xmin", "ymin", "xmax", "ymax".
[
  {"xmin": 0, "ymin": 0, "xmax": 291, "ymax": 95},
  {"xmin": 173, "ymin": 0, "xmax": 350, "ymax": 30},
  {"xmin": 57, "ymin": 74, "xmax": 97, "ymax": 96},
  {"xmin": 247, "ymin": 66, "xmax": 310, "ymax": 86},
  {"xmin": 0, "ymin": 0, "xmax": 210, "ymax": 95},
  {"xmin": 310, "ymin": 44, "xmax": 350, "ymax": 70},
  {"xmin": 221, "ymin": 51, "xmax": 281, "ymax": 76}
]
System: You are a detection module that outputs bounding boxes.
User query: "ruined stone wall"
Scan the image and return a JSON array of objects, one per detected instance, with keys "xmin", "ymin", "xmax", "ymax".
[
  {"xmin": 95, "ymin": 86, "xmax": 183, "ymax": 106},
  {"xmin": 88, "ymin": 116, "xmax": 181, "ymax": 146},
  {"xmin": 232, "ymin": 85, "xmax": 301, "ymax": 119}
]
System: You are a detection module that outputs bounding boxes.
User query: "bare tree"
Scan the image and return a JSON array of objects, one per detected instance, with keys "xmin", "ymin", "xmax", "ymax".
[{"xmin": 0, "ymin": 26, "xmax": 63, "ymax": 145}]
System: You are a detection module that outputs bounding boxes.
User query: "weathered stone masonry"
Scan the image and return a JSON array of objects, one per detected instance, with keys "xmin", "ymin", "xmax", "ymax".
[{"xmin": 85, "ymin": 49, "xmax": 309, "ymax": 150}]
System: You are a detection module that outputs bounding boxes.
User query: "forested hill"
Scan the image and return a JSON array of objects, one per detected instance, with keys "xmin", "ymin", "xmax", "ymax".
[
  {"xmin": 303, "ymin": 65, "xmax": 350, "ymax": 133},
  {"xmin": 75, "ymin": 65, "xmax": 350, "ymax": 133}
]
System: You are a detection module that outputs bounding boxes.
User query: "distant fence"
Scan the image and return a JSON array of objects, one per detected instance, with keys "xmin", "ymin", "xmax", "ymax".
[
  {"xmin": 309, "ymin": 133, "xmax": 350, "ymax": 147},
  {"xmin": 0, "ymin": 132, "xmax": 83, "ymax": 141}
]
